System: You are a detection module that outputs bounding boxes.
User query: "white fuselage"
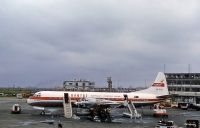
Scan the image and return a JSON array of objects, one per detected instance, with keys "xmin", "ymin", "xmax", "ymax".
[{"xmin": 27, "ymin": 91, "xmax": 160, "ymax": 107}]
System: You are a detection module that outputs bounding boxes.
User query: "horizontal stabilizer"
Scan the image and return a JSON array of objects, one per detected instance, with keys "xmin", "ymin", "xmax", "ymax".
[{"xmin": 156, "ymin": 95, "xmax": 171, "ymax": 99}]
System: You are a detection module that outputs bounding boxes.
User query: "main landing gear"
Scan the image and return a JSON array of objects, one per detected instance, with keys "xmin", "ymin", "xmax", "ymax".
[{"xmin": 40, "ymin": 110, "xmax": 45, "ymax": 115}]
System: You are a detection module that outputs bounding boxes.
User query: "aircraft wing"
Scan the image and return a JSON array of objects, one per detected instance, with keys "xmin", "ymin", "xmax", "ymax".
[
  {"xmin": 33, "ymin": 106, "xmax": 61, "ymax": 114},
  {"xmin": 96, "ymin": 99, "xmax": 120, "ymax": 105},
  {"xmin": 156, "ymin": 94, "xmax": 172, "ymax": 99},
  {"xmin": 33, "ymin": 106, "xmax": 45, "ymax": 110},
  {"xmin": 75, "ymin": 98, "xmax": 120, "ymax": 106}
]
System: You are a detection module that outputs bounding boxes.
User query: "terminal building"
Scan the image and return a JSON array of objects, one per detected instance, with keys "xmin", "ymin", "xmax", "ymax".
[
  {"xmin": 63, "ymin": 78, "xmax": 137, "ymax": 92},
  {"xmin": 165, "ymin": 73, "xmax": 200, "ymax": 104},
  {"xmin": 63, "ymin": 80, "xmax": 95, "ymax": 91}
]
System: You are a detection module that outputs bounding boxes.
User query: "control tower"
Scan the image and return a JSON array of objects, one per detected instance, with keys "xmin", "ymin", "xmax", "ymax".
[{"xmin": 107, "ymin": 77, "xmax": 112, "ymax": 92}]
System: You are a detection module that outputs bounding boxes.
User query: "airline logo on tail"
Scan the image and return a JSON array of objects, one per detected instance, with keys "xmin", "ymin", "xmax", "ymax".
[{"xmin": 152, "ymin": 80, "xmax": 165, "ymax": 87}]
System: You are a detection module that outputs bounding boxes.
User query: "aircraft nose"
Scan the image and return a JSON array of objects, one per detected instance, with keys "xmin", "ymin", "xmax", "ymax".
[
  {"xmin": 26, "ymin": 98, "xmax": 31, "ymax": 104},
  {"xmin": 26, "ymin": 98, "xmax": 29, "ymax": 104}
]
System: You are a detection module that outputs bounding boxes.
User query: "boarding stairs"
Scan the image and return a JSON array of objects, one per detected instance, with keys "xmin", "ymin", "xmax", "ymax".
[
  {"xmin": 63, "ymin": 93, "xmax": 73, "ymax": 118},
  {"xmin": 123, "ymin": 101, "xmax": 141, "ymax": 119}
]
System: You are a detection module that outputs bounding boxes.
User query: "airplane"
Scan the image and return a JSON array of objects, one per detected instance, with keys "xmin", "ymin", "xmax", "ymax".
[{"xmin": 27, "ymin": 72, "xmax": 169, "ymax": 114}]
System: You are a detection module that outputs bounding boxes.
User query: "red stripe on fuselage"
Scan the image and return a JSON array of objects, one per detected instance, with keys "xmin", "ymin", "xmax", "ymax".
[
  {"xmin": 29, "ymin": 96, "xmax": 160, "ymax": 102},
  {"xmin": 152, "ymin": 83, "xmax": 164, "ymax": 87}
]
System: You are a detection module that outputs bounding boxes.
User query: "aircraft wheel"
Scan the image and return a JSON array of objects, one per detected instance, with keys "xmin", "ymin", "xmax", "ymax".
[{"xmin": 40, "ymin": 111, "xmax": 45, "ymax": 115}]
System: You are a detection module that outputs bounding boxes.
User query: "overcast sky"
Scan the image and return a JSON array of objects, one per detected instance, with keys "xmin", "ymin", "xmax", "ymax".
[{"xmin": 0, "ymin": 0, "xmax": 200, "ymax": 88}]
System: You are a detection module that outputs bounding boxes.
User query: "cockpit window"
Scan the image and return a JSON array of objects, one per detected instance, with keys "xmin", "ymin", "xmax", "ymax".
[
  {"xmin": 33, "ymin": 93, "xmax": 41, "ymax": 97},
  {"xmin": 37, "ymin": 93, "xmax": 41, "ymax": 97}
]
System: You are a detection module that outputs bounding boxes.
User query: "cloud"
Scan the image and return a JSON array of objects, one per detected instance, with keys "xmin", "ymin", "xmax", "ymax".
[{"xmin": 0, "ymin": 0, "xmax": 200, "ymax": 87}]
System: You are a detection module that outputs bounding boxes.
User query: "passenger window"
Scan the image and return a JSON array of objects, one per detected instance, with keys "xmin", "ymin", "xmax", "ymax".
[{"xmin": 134, "ymin": 96, "xmax": 139, "ymax": 98}]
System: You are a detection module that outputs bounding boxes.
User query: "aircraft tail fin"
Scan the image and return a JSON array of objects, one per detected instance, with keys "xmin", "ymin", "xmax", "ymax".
[{"xmin": 137, "ymin": 72, "xmax": 169, "ymax": 97}]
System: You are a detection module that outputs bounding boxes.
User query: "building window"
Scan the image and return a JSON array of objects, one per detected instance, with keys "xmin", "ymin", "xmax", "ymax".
[
  {"xmin": 185, "ymin": 88, "xmax": 190, "ymax": 92},
  {"xmin": 177, "ymin": 87, "xmax": 181, "ymax": 91}
]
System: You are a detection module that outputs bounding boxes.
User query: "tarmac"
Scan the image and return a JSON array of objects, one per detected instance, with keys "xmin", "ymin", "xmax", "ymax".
[{"xmin": 0, "ymin": 97, "xmax": 200, "ymax": 128}]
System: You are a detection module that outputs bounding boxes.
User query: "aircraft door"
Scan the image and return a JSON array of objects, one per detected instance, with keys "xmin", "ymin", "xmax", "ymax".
[
  {"xmin": 123, "ymin": 94, "xmax": 128, "ymax": 101},
  {"xmin": 64, "ymin": 93, "xmax": 69, "ymax": 103}
]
